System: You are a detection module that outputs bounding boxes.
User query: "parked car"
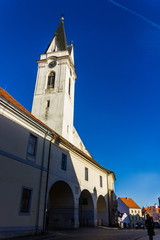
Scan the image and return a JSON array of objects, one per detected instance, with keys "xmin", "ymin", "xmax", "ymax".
[
  {"xmin": 154, "ymin": 222, "xmax": 160, "ymax": 228},
  {"xmin": 135, "ymin": 222, "xmax": 145, "ymax": 229}
]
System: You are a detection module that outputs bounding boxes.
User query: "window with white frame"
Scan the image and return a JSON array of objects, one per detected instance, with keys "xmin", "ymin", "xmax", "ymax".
[{"xmin": 27, "ymin": 134, "xmax": 37, "ymax": 157}]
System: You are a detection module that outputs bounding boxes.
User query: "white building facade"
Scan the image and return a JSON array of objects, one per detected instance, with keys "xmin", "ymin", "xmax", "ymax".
[
  {"xmin": 0, "ymin": 18, "xmax": 116, "ymax": 238},
  {"xmin": 118, "ymin": 197, "xmax": 143, "ymax": 228}
]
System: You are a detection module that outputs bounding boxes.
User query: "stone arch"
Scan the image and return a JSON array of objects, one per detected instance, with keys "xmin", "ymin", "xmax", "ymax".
[
  {"xmin": 79, "ymin": 189, "xmax": 94, "ymax": 226},
  {"xmin": 97, "ymin": 195, "xmax": 108, "ymax": 226},
  {"xmin": 47, "ymin": 181, "xmax": 74, "ymax": 229}
]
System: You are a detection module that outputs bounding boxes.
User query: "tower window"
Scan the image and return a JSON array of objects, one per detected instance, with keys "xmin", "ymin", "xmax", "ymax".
[
  {"xmin": 47, "ymin": 100, "xmax": 50, "ymax": 108},
  {"xmin": 47, "ymin": 72, "xmax": 55, "ymax": 88},
  {"xmin": 68, "ymin": 78, "xmax": 71, "ymax": 96}
]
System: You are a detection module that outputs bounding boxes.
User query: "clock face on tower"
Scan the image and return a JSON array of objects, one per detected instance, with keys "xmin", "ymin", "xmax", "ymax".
[{"xmin": 48, "ymin": 61, "xmax": 57, "ymax": 68}]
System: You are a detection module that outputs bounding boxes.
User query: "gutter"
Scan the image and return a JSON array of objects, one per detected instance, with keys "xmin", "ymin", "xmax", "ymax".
[
  {"xmin": 43, "ymin": 134, "xmax": 53, "ymax": 232},
  {"xmin": 107, "ymin": 173, "xmax": 111, "ymax": 226},
  {"xmin": 35, "ymin": 132, "xmax": 47, "ymax": 233}
]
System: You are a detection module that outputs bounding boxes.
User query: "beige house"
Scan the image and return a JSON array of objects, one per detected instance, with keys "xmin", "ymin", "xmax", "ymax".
[
  {"xmin": 0, "ymin": 18, "xmax": 116, "ymax": 238},
  {"xmin": 118, "ymin": 197, "xmax": 143, "ymax": 228}
]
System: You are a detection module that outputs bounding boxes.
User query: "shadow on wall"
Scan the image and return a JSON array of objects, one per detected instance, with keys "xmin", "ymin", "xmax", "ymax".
[
  {"xmin": 79, "ymin": 189, "xmax": 95, "ymax": 226},
  {"xmin": 45, "ymin": 143, "xmax": 111, "ymax": 229},
  {"xmin": 47, "ymin": 181, "xmax": 75, "ymax": 229},
  {"xmin": 97, "ymin": 195, "xmax": 108, "ymax": 226},
  {"xmin": 108, "ymin": 190, "xmax": 118, "ymax": 227},
  {"xmin": 46, "ymin": 147, "xmax": 80, "ymax": 229}
]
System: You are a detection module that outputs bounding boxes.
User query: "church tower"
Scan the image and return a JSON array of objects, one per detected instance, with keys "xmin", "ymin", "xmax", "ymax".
[{"xmin": 31, "ymin": 18, "xmax": 76, "ymax": 143}]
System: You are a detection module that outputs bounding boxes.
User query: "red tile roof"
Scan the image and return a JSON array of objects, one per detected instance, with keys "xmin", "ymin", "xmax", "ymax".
[
  {"xmin": 119, "ymin": 197, "xmax": 141, "ymax": 209},
  {"xmin": 144, "ymin": 206, "xmax": 160, "ymax": 214},
  {"xmin": 0, "ymin": 88, "xmax": 115, "ymax": 178},
  {"xmin": 0, "ymin": 88, "xmax": 52, "ymax": 130}
]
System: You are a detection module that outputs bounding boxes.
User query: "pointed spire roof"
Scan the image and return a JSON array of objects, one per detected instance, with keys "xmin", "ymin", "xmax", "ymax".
[{"xmin": 45, "ymin": 17, "xmax": 68, "ymax": 53}]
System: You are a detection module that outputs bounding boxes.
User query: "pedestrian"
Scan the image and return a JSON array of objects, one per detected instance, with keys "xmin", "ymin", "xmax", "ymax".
[{"xmin": 145, "ymin": 214, "xmax": 155, "ymax": 240}]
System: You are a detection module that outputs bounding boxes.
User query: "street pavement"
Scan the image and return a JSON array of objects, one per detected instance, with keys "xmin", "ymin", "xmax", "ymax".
[{"xmin": 5, "ymin": 227, "xmax": 160, "ymax": 240}]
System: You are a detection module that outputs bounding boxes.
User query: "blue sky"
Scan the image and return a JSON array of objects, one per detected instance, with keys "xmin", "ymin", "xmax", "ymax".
[{"xmin": 1, "ymin": 0, "xmax": 160, "ymax": 207}]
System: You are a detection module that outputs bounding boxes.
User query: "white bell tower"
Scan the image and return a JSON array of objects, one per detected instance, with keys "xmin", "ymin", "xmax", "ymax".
[
  {"xmin": 32, "ymin": 18, "xmax": 91, "ymax": 156},
  {"xmin": 31, "ymin": 18, "xmax": 76, "ymax": 143}
]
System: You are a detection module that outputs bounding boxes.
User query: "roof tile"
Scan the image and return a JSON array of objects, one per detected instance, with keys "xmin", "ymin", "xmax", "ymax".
[{"xmin": 119, "ymin": 197, "xmax": 141, "ymax": 209}]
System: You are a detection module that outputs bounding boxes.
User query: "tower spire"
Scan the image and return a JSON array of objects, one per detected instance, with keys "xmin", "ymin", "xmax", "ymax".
[{"xmin": 45, "ymin": 17, "xmax": 67, "ymax": 53}]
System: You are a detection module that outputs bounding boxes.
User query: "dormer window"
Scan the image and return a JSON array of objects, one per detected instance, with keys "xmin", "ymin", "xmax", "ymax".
[{"xmin": 47, "ymin": 72, "xmax": 55, "ymax": 88}]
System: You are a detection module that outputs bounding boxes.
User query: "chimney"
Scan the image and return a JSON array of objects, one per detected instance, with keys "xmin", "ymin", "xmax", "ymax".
[{"xmin": 154, "ymin": 203, "xmax": 158, "ymax": 209}]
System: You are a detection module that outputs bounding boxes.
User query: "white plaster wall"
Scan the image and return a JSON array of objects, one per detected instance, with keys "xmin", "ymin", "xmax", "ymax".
[
  {"xmin": 0, "ymin": 115, "xmax": 49, "ymax": 168},
  {"xmin": 47, "ymin": 145, "xmax": 110, "ymax": 226},
  {"xmin": 47, "ymin": 142, "xmax": 110, "ymax": 227},
  {"xmin": 108, "ymin": 174, "xmax": 115, "ymax": 191},
  {"xmin": 1, "ymin": 103, "xmax": 107, "ymax": 202},
  {"xmin": 129, "ymin": 208, "xmax": 142, "ymax": 217},
  {"xmin": 0, "ymin": 99, "xmax": 112, "ymax": 230},
  {"xmin": 0, "ymin": 156, "xmax": 42, "ymax": 227},
  {"xmin": 48, "ymin": 143, "xmax": 108, "ymax": 198},
  {"xmin": 0, "ymin": 113, "xmax": 49, "ymax": 229}
]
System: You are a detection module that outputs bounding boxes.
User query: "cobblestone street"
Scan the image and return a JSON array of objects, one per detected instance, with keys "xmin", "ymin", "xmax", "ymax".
[{"xmin": 7, "ymin": 227, "xmax": 160, "ymax": 240}]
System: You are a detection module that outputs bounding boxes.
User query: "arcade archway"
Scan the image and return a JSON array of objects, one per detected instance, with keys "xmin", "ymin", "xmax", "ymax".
[
  {"xmin": 47, "ymin": 181, "xmax": 74, "ymax": 229},
  {"xmin": 97, "ymin": 195, "xmax": 108, "ymax": 226},
  {"xmin": 79, "ymin": 189, "xmax": 94, "ymax": 226}
]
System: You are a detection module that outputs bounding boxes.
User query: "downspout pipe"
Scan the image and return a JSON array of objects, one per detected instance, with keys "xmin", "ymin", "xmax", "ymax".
[
  {"xmin": 107, "ymin": 173, "xmax": 111, "ymax": 226},
  {"xmin": 43, "ymin": 134, "xmax": 53, "ymax": 233},
  {"xmin": 35, "ymin": 131, "xmax": 47, "ymax": 234}
]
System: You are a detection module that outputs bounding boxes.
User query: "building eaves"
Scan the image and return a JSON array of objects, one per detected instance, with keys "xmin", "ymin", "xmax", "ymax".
[
  {"xmin": 119, "ymin": 197, "xmax": 141, "ymax": 209},
  {"xmin": 0, "ymin": 88, "xmax": 115, "ymax": 176},
  {"xmin": 103, "ymin": 167, "xmax": 116, "ymax": 180}
]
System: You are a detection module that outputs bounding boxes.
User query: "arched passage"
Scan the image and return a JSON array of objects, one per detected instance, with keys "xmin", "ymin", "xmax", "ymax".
[
  {"xmin": 97, "ymin": 195, "xmax": 108, "ymax": 226},
  {"xmin": 47, "ymin": 181, "xmax": 74, "ymax": 229},
  {"xmin": 79, "ymin": 190, "xmax": 94, "ymax": 226}
]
